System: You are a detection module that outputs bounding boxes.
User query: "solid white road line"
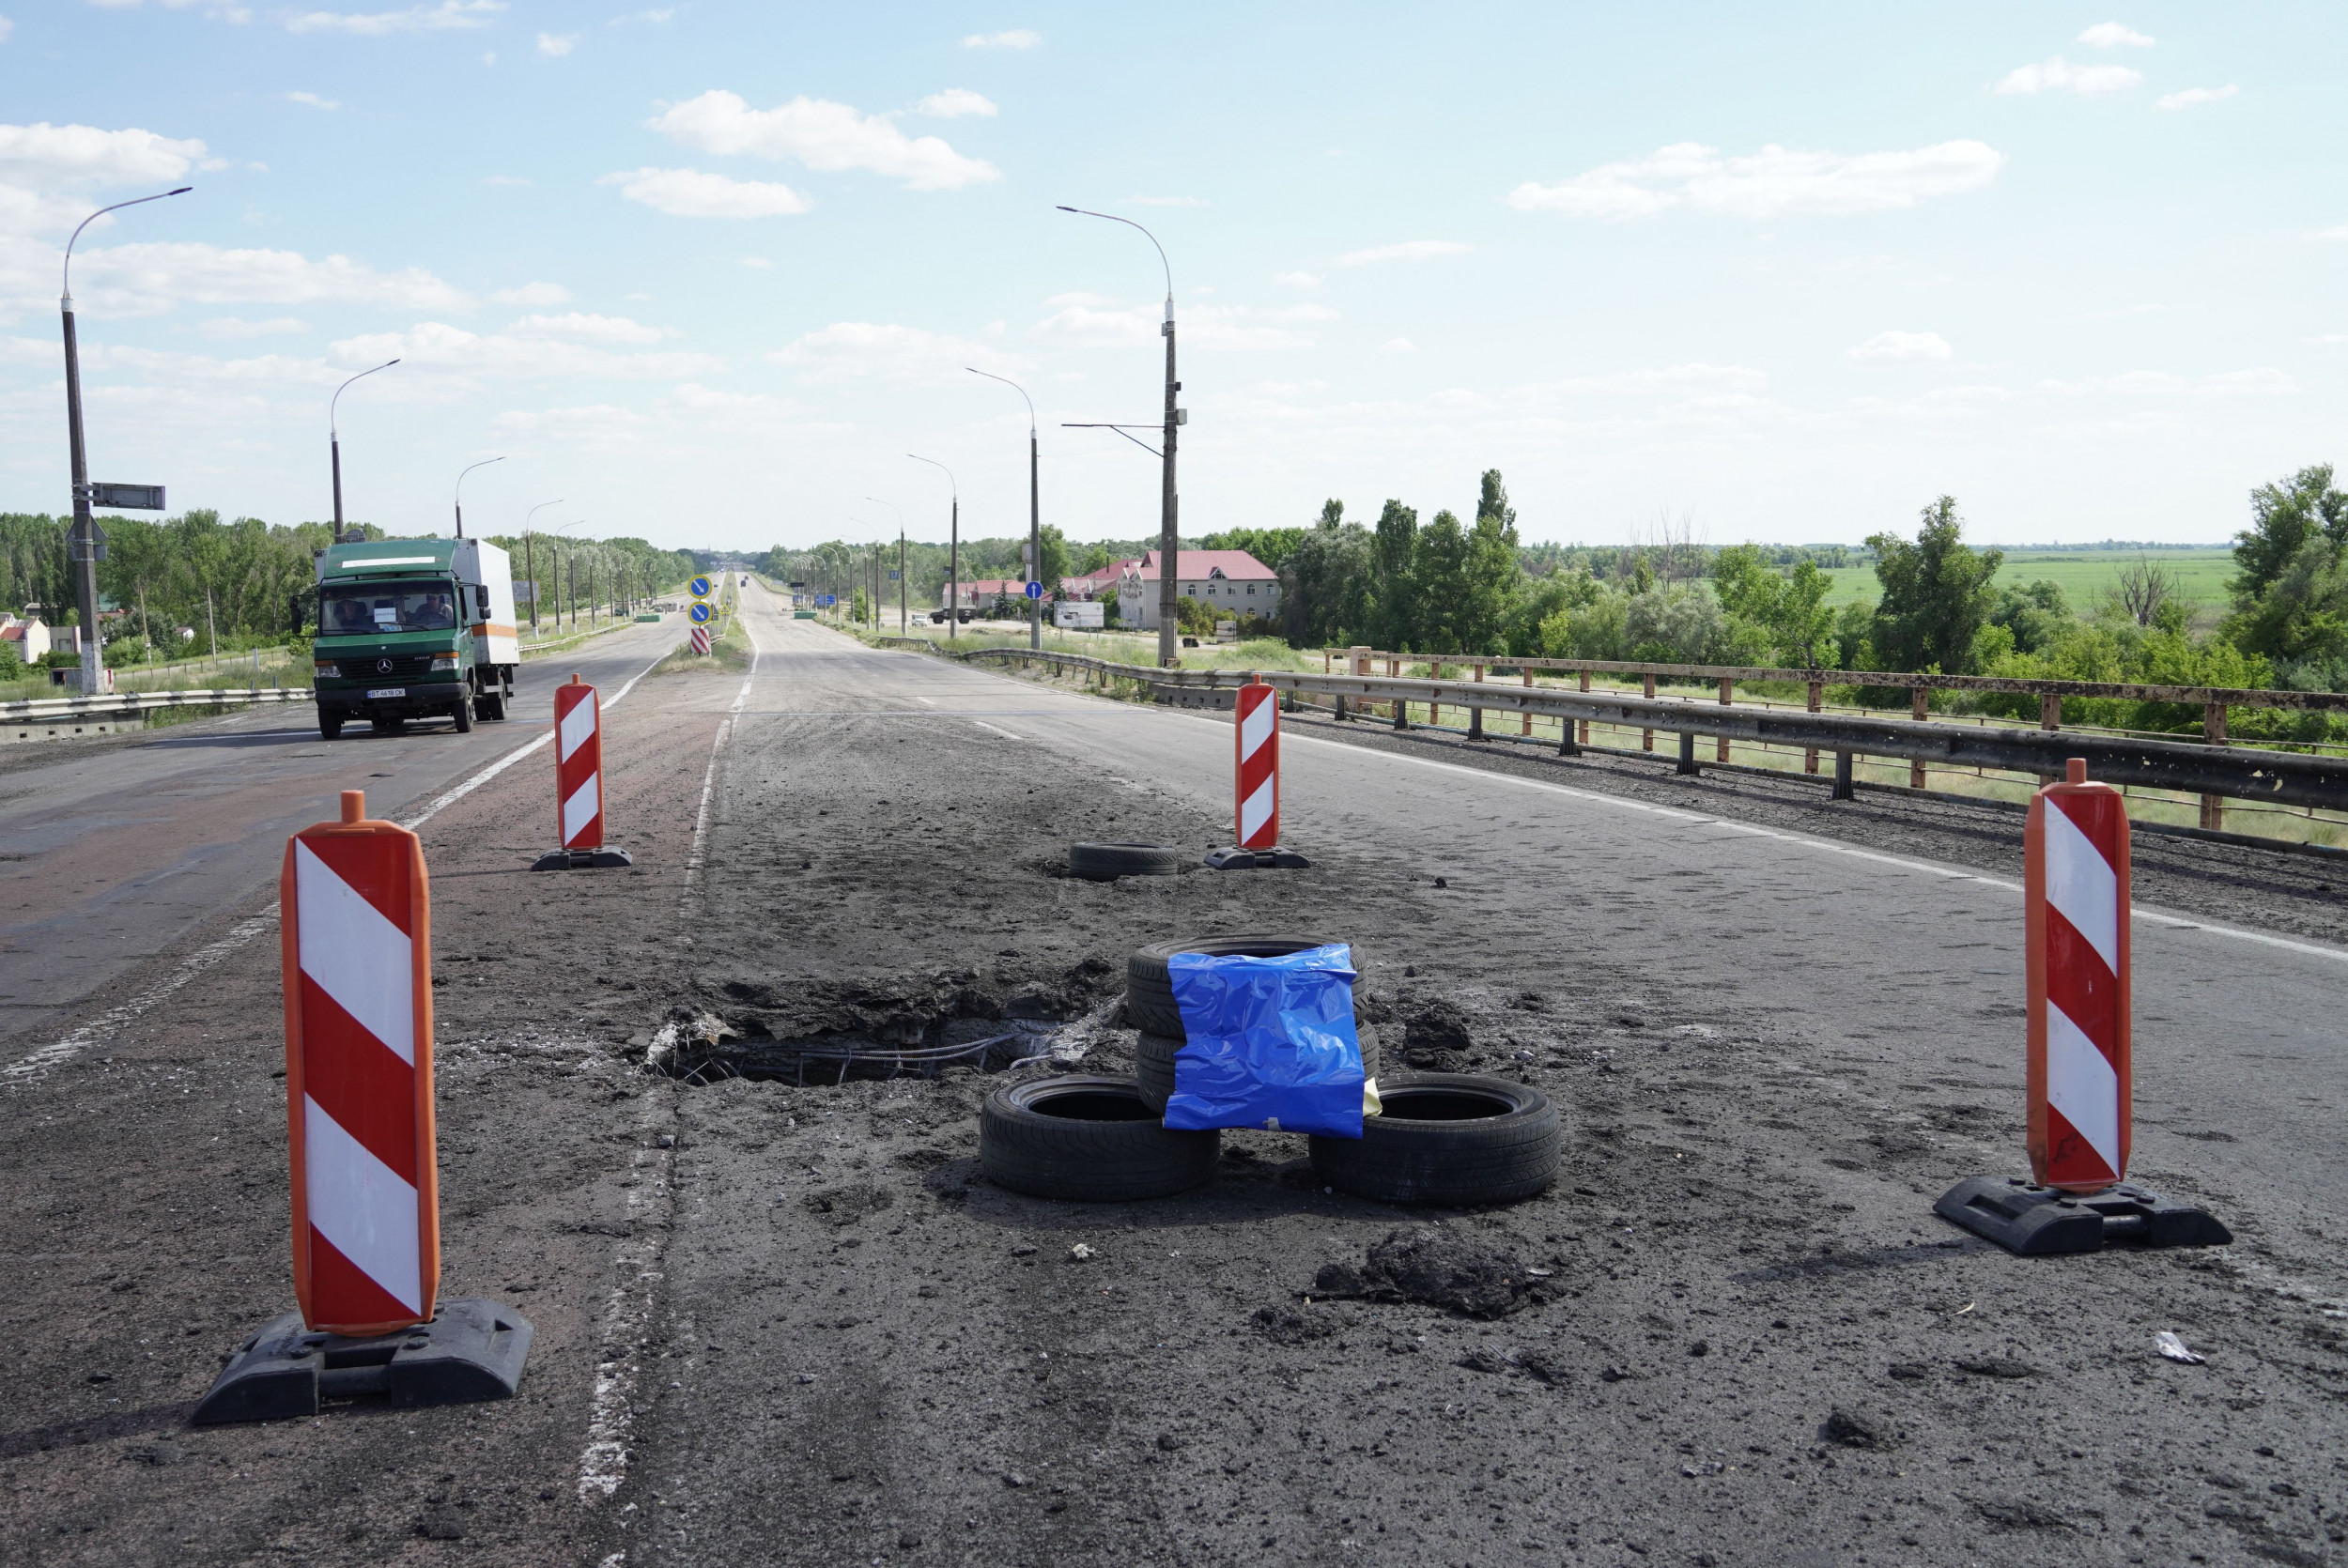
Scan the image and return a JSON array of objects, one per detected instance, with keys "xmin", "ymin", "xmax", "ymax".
[
  {"xmin": 971, "ymin": 719, "xmax": 1023, "ymax": 740},
  {"xmin": 683, "ymin": 601, "xmax": 765, "ymax": 898}
]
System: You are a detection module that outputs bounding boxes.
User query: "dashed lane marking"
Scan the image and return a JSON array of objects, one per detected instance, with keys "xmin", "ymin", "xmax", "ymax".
[{"xmin": 971, "ymin": 719, "xmax": 1023, "ymax": 740}]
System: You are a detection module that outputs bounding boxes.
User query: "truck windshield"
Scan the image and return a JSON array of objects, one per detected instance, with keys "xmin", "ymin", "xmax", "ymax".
[{"xmin": 320, "ymin": 579, "xmax": 458, "ymax": 635}]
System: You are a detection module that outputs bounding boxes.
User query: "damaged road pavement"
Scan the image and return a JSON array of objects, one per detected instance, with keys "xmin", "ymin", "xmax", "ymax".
[{"xmin": 3, "ymin": 601, "xmax": 2344, "ymax": 1567}]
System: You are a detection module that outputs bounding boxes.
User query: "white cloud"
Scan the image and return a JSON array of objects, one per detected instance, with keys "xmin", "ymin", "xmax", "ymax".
[
  {"xmin": 599, "ymin": 166, "xmax": 811, "ymax": 219},
  {"xmin": 961, "ymin": 28, "xmax": 1038, "ymax": 48},
  {"xmin": 1507, "ymin": 139, "xmax": 2004, "ymax": 221},
  {"xmin": 1274, "ymin": 271, "xmax": 1321, "ymax": 289},
  {"xmin": 1338, "ymin": 239, "xmax": 1472, "ymax": 266},
  {"xmin": 1126, "ymin": 195, "xmax": 1208, "ymax": 208},
  {"xmin": 0, "ymin": 17, "xmax": 14, "ymax": 43},
  {"xmin": 769, "ymin": 320, "xmax": 1027, "ymax": 384},
  {"xmin": 535, "ymin": 31, "xmax": 576, "ymax": 55},
  {"xmin": 2320, "ymin": 225, "xmax": 2348, "ymax": 243},
  {"xmin": 504, "ymin": 311, "xmax": 667, "ymax": 345},
  {"xmin": 1845, "ymin": 330, "xmax": 1953, "ymax": 365},
  {"xmin": 2078, "ymin": 22, "xmax": 2154, "ymax": 48},
  {"xmin": 0, "ymin": 122, "xmax": 210, "ymax": 196},
  {"xmin": 63, "ymin": 241, "xmax": 470, "ymax": 315},
  {"xmin": 284, "ymin": 90, "xmax": 341, "ymax": 109},
  {"xmin": 1379, "ymin": 338, "xmax": 1416, "ymax": 355},
  {"xmin": 330, "ymin": 319, "xmax": 718, "ymax": 383},
  {"xmin": 284, "ymin": 0, "xmax": 503, "ymax": 34},
  {"xmin": 738, "ymin": 256, "xmax": 772, "ymax": 269},
  {"xmin": 2309, "ymin": 333, "xmax": 2348, "ymax": 346},
  {"xmin": 646, "ymin": 91, "xmax": 999, "ymax": 191},
  {"xmin": 479, "ymin": 174, "xmax": 531, "ymax": 188},
  {"xmin": 2157, "ymin": 85, "xmax": 2238, "ymax": 111},
  {"xmin": 1994, "ymin": 56, "xmax": 2143, "ymax": 96},
  {"xmin": 196, "ymin": 315, "xmax": 307, "ymax": 338},
  {"xmin": 1028, "ymin": 299, "xmax": 1336, "ymax": 351},
  {"xmin": 915, "ymin": 89, "xmax": 996, "ymax": 118},
  {"xmin": 490, "ymin": 281, "xmax": 569, "ymax": 305}
]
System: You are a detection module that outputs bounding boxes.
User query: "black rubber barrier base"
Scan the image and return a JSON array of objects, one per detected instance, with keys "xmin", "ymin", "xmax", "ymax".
[
  {"xmin": 192, "ymin": 1298, "xmax": 534, "ymax": 1425},
  {"xmin": 531, "ymin": 846, "xmax": 635, "ymax": 870},
  {"xmin": 1934, "ymin": 1176, "xmax": 2232, "ymax": 1256},
  {"xmin": 1203, "ymin": 845, "xmax": 1312, "ymax": 870}
]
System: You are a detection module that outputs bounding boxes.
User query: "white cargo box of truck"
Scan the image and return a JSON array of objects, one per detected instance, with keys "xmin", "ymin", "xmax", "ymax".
[{"xmin": 456, "ymin": 538, "xmax": 518, "ymax": 665}]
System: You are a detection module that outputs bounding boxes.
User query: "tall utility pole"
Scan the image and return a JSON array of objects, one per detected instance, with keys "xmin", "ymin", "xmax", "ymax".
[
  {"xmin": 453, "ymin": 455, "xmax": 503, "ymax": 539},
  {"xmin": 521, "ymin": 500, "xmax": 561, "ymax": 632},
  {"xmin": 965, "ymin": 370, "xmax": 1043, "ymax": 649},
  {"xmin": 1058, "ymin": 207, "xmax": 1179, "ymax": 666},
  {"xmin": 330, "ymin": 359, "xmax": 400, "ymax": 544},
  {"xmin": 61, "ymin": 184, "xmax": 192, "ymax": 694},
  {"xmin": 908, "ymin": 453, "xmax": 958, "ymax": 641},
  {"xmin": 898, "ymin": 530, "xmax": 906, "ymax": 633}
]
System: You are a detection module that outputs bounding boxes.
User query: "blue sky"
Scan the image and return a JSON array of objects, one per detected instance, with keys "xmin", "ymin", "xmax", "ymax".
[{"xmin": 1, "ymin": 2, "xmax": 2341, "ymax": 552}]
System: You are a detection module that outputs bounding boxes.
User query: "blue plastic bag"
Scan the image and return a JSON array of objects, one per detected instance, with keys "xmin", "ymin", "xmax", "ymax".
[{"xmin": 1163, "ymin": 944, "xmax": 1365, "ymax": 1137}]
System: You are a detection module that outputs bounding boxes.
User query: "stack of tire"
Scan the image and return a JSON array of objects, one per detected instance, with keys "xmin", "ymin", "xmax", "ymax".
[{"xmin": 980, "ymin": 934, "xmax": 1562, "ymax": 1206}]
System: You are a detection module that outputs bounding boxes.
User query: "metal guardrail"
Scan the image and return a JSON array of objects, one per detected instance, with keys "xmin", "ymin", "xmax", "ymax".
[
  {"xmin": 3, "ymin": 687, "xmax": 314, "ymax": 724},
  {"xmin": 888, "ymin": 641, "xmax": 2348, "ymax": 814}
]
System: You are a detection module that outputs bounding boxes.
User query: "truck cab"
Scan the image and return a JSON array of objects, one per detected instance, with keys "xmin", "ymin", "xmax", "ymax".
[{"xmin": 312, "ymin": 538, "xmax": 518, "ymax": 739}]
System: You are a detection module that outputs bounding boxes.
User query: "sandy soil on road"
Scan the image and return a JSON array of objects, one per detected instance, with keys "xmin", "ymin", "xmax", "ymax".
[{"xmin": 2, "ymin": 599, "xmax": 2341, "ymax": 1568}]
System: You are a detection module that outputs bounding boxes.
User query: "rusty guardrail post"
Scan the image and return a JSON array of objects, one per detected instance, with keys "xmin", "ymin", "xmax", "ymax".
[
  {"xmin": 1833, "ymin": 747, "xmax": 1855, "ymax": 800},
  {"xmin": 1578, "ymin": 669, "xmax": 1592, "ymax": 748},
  {"xmin": 2201, "ymin": 701, "xmax": 2227, "ymax": 829},
  {"xmin": 1642, "ymin": 671, "xmax": 1657, "ymax": 751},
  {"xmin": 1805, "ymin": 680, "xmax": 1824, "ymax": 774},
  {"xmin": 1717, "ymin": 676, "xmax": 1733, "ymax": 764},
  {"xmin": 1468, "ymin": 661, "xmax": 1485, "ymax": 740},
  {"xmin": 1910, "ymin": 687, "xmax": 1931, "ymax": 788},
  {"xmin": 1678, "ymin": 729, "xmax": 1699, "ymax": 776},
  {"xmin": 1522, "ymin": 667, "xmax": 1535, "ymax": 736},
  {"xmin": 2040, "ymin": 693, "xmax": 2062, "ymax": 783}
]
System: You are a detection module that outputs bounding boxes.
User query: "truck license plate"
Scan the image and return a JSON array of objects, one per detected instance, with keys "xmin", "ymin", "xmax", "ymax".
[{"xmin": 365, "ymin": 686, "xmax": 406, "ymax": 699}]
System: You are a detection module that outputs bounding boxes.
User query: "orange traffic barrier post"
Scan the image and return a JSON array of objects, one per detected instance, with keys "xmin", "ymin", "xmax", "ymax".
[
  {"xmin": 1932, "ymin": 760, "xmax": 2231, "ymax": 1256},
  {"xmin": 533, "ymin": 673, "xmax": 634, "ymax": 869},
  {"xmin": 193, "ymin": 789, "xmax": 533, "ymax": 1423},
  {"xmin": 1205, "ymin": 675, "xmax": 1308, "ymax": 871}
]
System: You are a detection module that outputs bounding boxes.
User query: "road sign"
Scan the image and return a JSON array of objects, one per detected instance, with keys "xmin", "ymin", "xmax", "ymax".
[
  {"xmin": 689, "ymin": 602, "xmax": 713, "ymax": 623},
  {"xmin": 90, "ymin": 482, "xmax": 165, "ymax": 510},
  {"xmin": 1025, "ymin": 580, "xmax": 1043, "ymax": 599},
  {"xmin": 688, "ymin": 576, "xmax": 713, "ymax": 599},
  {"xmin": 690, "ymin": 625, "xmax": 711, "ymax": 655},
  {"xmin": 787, "ymin": 580, "xmax": 807, "ymax": 588},
  {"xmin": 888, "ymin": 570, "xmax": 901, "ymax": 580}
]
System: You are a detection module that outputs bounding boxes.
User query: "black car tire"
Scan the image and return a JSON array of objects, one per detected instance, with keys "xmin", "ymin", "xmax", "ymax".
[
  {"xmin": 979, "ymin": 1075, "xmax": 1219, "ymax": 1202},
  {"xmin": 1125, "ymin": 934, "xmax": 1356, "ymax": 1038},
  {"xmin": 1069, "ymin": 842, "xmax": 1185, "ymax": 882},
  {"xmin": 451, "ymin": 687, "xmax": 475, "ymax": 733},
  {"xmin": 318, "ymin": 707, "xmax": 345, "ymax": 740},
  {"xmin": 1307, "ymin": 1073, "xmax": 1561, "ymax": 1207},
  {"xmin": 1135, "ymin": 1022, "xmax": 1381, "ymax": 1115},
  {"xmin": 478, "ymin": 681, "xmax": 508, "ymax": 721}
]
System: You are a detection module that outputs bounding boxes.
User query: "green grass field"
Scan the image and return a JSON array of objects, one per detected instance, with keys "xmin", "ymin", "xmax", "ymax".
[{"xmin": 1819, "ymin": 547, "xmax": 2236, "ymax": 612}]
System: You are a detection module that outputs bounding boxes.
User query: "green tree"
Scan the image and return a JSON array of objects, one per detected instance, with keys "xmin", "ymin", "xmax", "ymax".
[
  {"xmin": 1410, "ymin": 510, "xmax": 1470, "ymax": 653},
  {"xmin": 1277, "ymin": 500, "xmax": 1375, "ymax": 646},
  {"xmin": 1370, "ymin": 500, "xmax": 1418, "ymax": 649},
  {"xmin": 1866, "ymin": 497, "xmax": 2003, "ymax": 674},
  {"xmin": 1712, "ymin": 544, "xmax": 1837, "ymax": 666},
  {"xmin": 1460, "ymin": 511, "xmax": 1521, "ymax": 653},
  {"xmin": 1037, "ymin": 523, "xmax": 1071, "ymax": 590},
  {"xmin": 2230, "ymin": 465, "xmax": 2347, "ymax": 607},
  {"xmin": 1476, "ymin": 469, "xmax": 1517, "ymax": 530},
  {"xmin": 1201, "ymin": 524, "xmax": 1308, "ymax": 576}
]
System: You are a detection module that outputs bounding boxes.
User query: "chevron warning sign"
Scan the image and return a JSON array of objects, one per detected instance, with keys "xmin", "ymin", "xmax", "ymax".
[
  {"xmin": 2026, "ymin": 758, "xmax": 2132, "ymax": 1192},
  {"xmin": 280, "ymin": 789, "xmax": 439, "ymax": 1337},
  {"xmin": 1234, "ymin": 678, "xmax": 1279, "ymax": 851},
  {"xmin": 554, "ymin": 675, "xmax": 605, "ymax": 852}
]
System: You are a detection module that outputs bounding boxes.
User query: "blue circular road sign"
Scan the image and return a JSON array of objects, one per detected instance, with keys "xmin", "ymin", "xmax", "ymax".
[
  {"xmin": 688, "ymin": 575, "xmax": 713, "ymax": 598},
  {"xmin": 1024, "ymin": 580, "xmax": 1044, "ymax": 599},
  {"xmin": 689, "ymin": 602, "xmax": 714, "ymax": 623}
]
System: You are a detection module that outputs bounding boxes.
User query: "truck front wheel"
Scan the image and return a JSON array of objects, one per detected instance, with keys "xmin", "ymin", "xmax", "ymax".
[
  {"xmin": 451, "ymin": 685, "xmax": 476, "ymax": 733},
  {"xmin": 318, "ymin": 706, "xmax": 345, "ymax": 740}
]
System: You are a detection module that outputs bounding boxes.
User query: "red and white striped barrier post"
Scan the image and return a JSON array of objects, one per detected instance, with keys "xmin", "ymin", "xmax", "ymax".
[
  {"xmin": 2027, "ymin": 756, "xmax": 2131, "ymax": 1191},
  {"xmin": 285, "ymin": 788, "xmax": 439, "ymax": 1335},
  {"xmin": 1205, "ymin": 676, "xmax": 1308, "ymax": 869},
  {"xmin": 1934, "ymin": 758, "xmax": 2228, "ymax": 1254},
  {"xmin": 535, "ymin": 674, "xmax": 632, "ymax": 869},
  {"xmin": 194, "ymin": 788, "xmax": 533, "ymax": 1423},
  {"xmin": 1235, "ymin": 677, "xmax": 1279, "ymax": 851}
]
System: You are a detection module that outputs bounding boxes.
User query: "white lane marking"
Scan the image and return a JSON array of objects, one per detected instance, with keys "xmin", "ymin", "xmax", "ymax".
[
  {"xmin": 682, "ymin": 607, "xmax": 764, "ymax": 899},
  {"xmin": 972, "ymin": 720, "xmax": 1023, "ymax": 740},
  {"xmin": 576, "ymin": 1084, "xmax": 677, "ymax": 1503},
  {"xmin": 1123, "ymin": 706, "xmax": 2348, "ymax": 967},
  {"xmin": 912, "ymin": 693, "xmax": 936, "ymax": 705},
  {"xmin": 4, "ymin": 910, "xmax": 276, "ymax": 1082},
  {"xmin": 7, "ymin": 633, "xmax": 675, "ymax": 1083}
]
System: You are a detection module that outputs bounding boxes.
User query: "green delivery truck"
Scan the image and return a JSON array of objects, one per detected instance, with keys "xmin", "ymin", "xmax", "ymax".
[{"xmin": 311, "ymin": 537, "xmax": 519, "ymax": 740}]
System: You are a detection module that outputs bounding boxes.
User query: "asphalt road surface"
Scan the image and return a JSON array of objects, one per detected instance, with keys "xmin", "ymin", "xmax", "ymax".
[
  {"xmin": 2, "ymin": 579, "xmax": 2340, "ymax": 1567},
  {"xmin": 0, "ymin": 612, "xmax": 680, "ymax": 1053}
]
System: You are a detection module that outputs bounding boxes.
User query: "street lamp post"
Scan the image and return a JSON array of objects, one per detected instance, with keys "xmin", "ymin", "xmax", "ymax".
[
  {"xmin": 864, "ymin": 497, "xmax": 905, "ymax": 634},
  {"xmin": 1058, "ymin": 206, "xmax": 1179, "ymax": 667},
  {"xmin": 966, "ymin": 369, "xmax": 1043, "ymax": 650},
  {"xmin": 454, "ymin": 455, "xmax": 504, "ymax": 539},
  {"xmin": 61, "ymin": 184, "xmax": 192, "ymax": 695},
  {"xmin": 522, "ymin": 499, "xmax": 562, "ymax": 632},
  {"xmin": 331, "ymin": 359, "xmax": 401, "ymax": 544},
  {"xmin": 908, "ymin": 453, "xmax": 958, "ymax": 641}
]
